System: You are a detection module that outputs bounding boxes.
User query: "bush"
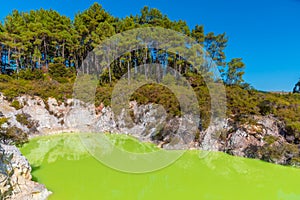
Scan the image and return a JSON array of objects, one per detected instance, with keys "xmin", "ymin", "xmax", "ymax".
[
  {"xmin": 258, "ymin": 100, "xmax": 273, "ymax": 116},
  {"xmin": 16, "ymin": 113, "xmax": 34, "ymax": 128},
  {"xmin": 130, "ymin": 83, "xmax": 181, "ymax": 117},
  {"xmin": 286, "ymin": 121, "xmax": 300, "ymax": 138},
  {"xmin": 0, "ymin": 61, "xmax": 299, "ymax": 144},
  {"xmin": 0, "ymin": 126, "xmax": 28, "ymax": 146},
  {"xmin": 10, "ymin": 100, "xmax": 23, "ymax": 110},
  {"xmin": 49, "ymin": 63, "xmax": 68, "ymax": 82},
  {"xmin": 0, "ymin": 74, "xmax": 12, "ymax": 82},
  {"xmin": 263, "ymin": 135, "xmax": 278, "ymax": 145},
  {"xmin": 0, "ymin": 75, "xmax": 74, "ymax": 102},
  {"xmin": 48, "ymin": 63, "xmax": 75, "ymax": 83},
  {"xmin": 16, "ymin": 68, "xmax": 44, "ymax": 80},
  {"xmin": 0, "ymin": 117, "xmax": 8, "ymax": 126}
]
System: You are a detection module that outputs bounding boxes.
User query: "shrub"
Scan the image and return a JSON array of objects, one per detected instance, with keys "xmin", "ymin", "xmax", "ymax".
[
  {"xmin": 0, "ymin": 117, "xmax": 8, "ymax": 126},
  {"xmin": 0, "ymin": 126, "xmax": 28, "ymax": 146},
  {"xmin": 16, "ymin": 113, "xmax": 34, "ymax": 128},
  {"xmin": 286, "ymin": 121, "xmax": 300, "ymax": 138},
  {"xmin": 10, "ymin": 100, "xmax": 23, "ymax": 110},
  {"xmin": 263, "ymin": 135, "xmax": 278, "ymax": 145},
  {"xmin": 48, "ymin": 63, "xmax": 68, "ymax": 83},
  {"xmin": 258, "ymin": 100, "xmax": 273, "ymax": 116},
  {"xmin": 48, "ymin": 63, "xmax": 75, "ymax": 83},
  {"xmin": 16, "ymin": 68, "xmax": 44, "ymax": 80},
  {"xmin": 0, "ymin": 74, "xmax": 12, "ymax": 82}
]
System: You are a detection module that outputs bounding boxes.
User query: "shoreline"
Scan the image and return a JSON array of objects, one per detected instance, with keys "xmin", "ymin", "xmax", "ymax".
[{"xmin": 28, "ymin": 128, "xmax": 81, "ymax": 139}]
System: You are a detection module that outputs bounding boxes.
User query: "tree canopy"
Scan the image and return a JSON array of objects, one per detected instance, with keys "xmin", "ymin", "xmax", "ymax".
[
  {"xmin": 0, "ymin": 3, "xmax": 299, "ymax": 148},
  {"xmin": 0, "ymin": 3, "xmax": 245, "ymax": 86},
  {"xmin": 293, "ymin": 80, "xmax": 300, "ymax": 93}
]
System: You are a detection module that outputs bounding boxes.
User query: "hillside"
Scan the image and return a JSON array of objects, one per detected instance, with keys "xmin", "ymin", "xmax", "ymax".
[{"xmin": 0, "ymin": 3, "xmax": 299, "ymax": 164}]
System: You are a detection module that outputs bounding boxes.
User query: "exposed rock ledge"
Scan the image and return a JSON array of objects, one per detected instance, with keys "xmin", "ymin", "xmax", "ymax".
[
  {"xmin": 0, "ymin": 93, "xmax": 296, "ymax": 163},
  {"xmin": 0, "ymin": 143, "xmax": 52, "ymax": 199},
  {"xmin": 0, "ymin": 93, "xmax": 299, "ymax": 198}
]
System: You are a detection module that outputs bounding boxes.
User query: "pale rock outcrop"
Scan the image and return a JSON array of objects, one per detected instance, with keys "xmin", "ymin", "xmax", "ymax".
[
  {"xmin": 0, "ymin": 92, "xmax": 298, "ymax": 199},
  {"xmin": 0, "ymin": 143, "xmax": 52, "ymax": 200}
]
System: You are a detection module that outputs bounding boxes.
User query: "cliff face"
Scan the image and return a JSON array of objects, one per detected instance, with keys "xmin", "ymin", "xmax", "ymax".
[
  {"xmin": 0, "ymin": 94, "xmax": 298, "ymax": 166},
  {"xmin": 1, "ymin": 93, "xmax": 299, "ymax": 198},
  {"xmin": 0, "ymin": 143, "xmax": 51, "ymax": 199},
  {"xmin": 217, "ymin": 116, "xmax": 295, "ymax": 165},
  {"xmin": 0, "ymin": 94, "xmax": 201, "ymax": 149}
]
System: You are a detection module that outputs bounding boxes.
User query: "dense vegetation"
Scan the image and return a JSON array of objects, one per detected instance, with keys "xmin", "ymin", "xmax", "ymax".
[
  {"xmin": 0, "ymin": 3, "xmax": 244, "ymax": 82},
  {"xmin": 0, "ymin": 116, "xmax": 28, "ymax": 146},
  {"xmin": 0, "ymin": 3, "xmax": 299, "ymax": 148}
]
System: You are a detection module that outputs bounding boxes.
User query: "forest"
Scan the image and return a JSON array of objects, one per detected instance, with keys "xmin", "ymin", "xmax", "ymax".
[
  {"xmin": 0, "ymin": 3, "xmax": 299, "ymax": 150},
  {"xmin": 0, "ymin": 3, "xmax": 244, "ymax": 84}
]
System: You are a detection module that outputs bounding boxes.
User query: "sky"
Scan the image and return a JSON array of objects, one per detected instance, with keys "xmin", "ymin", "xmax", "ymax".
[{"xmin": 0, "ymin": 0, "xmax": 300, "ymax": 91}]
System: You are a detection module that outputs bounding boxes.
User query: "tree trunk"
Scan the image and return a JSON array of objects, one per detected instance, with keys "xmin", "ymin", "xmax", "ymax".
[
  {"xmin": 7, "ymin": 47, "xmax": 11, "ymax": 67},
  {"xmin": 44, "ymin": 39, "xmax": 48, "ymax": 68},
  {"xmin": 108, "ymin": 65, "xmax": 112, "ymax": 85},
  {"xmin": 38, "ymin": 57, "xmax": 41, "ymax": 69},
  {"xmin": 16, "ymin": 49, "xmax": 21, "ymax": 73},
  {"xmin": 144, "ymin": 46, "xmax": 147, "ymax": 79},
  {"xmin": 127, "ymin": 54, "xmax": 131, "ymax": 85},
  {"xmin": 62, "ymin": 41, "xmax": 65, "ymax": 62},
  {"xmin": 75, "ymin": 55, "xmax": 78, "ymax": 69},
  {"xmin": 174, "ymin": 54, "xmax": 177, "ymax": 79},
  {"xmin": 0, "ymin": 46, "xmax": 2, "ymax": 70}
]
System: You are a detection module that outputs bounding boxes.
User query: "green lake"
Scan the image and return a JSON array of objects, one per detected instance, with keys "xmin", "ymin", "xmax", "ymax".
[{"xmin": 20, "ymin": 133, "xmax": 300, "ymax": 200}]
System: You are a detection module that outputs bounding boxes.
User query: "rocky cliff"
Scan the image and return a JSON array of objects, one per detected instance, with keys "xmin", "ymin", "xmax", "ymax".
[
  {"xmin": 0, "ymin": 92, "xmax": 299, "ymax": 198},
  {"xmin": 1, "ymin": 94, "xmax": 298, "ymax": 164},
  {"xmin": 0, "ymin": 143, "xmax": 51, "ymax": 199}
]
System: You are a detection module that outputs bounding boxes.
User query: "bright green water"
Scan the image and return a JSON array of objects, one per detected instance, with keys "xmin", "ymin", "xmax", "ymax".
[{"xmin": 20, "ymin": 133, "xmax": 300, "ymax": 200}]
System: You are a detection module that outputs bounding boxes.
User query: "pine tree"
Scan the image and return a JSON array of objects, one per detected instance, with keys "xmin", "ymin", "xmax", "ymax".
[
  {"xmin": 225, "ymin": 58, "xmax": 245, "ymax": 85},
  {"xmin": 293, "ymin": 80, "xmax": 300, "ymax": 93},
  {"xmin": 191, "ymin": 25, "xmax": 205, "ymax": 45}
]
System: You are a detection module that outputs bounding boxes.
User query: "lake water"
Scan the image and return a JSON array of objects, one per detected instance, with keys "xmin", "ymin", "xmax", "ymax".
[{"xmin": 20, "ymin": 133, "xmax": 300, "ymax": 200}]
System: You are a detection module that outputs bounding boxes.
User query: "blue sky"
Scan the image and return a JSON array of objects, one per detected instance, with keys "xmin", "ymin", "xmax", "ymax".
[{"xmin": 1, "ymin": 0, "xmax": 300, "ymax": 91}]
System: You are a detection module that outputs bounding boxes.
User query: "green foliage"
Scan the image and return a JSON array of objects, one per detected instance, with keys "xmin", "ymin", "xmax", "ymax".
[
  {"xmin": 258, "ymin": 100, "xmax": 274, "ymax": 116},
  {"xmin": 48, "ymin": 63, "xmax": 75, "ymax": 83},
  {"xmin": 10, "ymin": 100, "xmax": 23, "ymax": 110},
  {"xmin": 0, "ymin": 126, "xmax": 28, "ymax": 146},
  {"xmin": 225, "ymin": 85, "xmax": 300, "ymax": 141},
  {"xmin": 0, "ymin": 78, "xmax": 31, "ymax": 101},
  {"xmin": 16, "ymin": 69, "xmax": 44, "ymax": 80},
  {"xmin": 0, "ymin": 3, "xmax": 232, "ymax": 87},
  {"xmin": 0, "ymin": 77, "xmax": 73, "ymax": 102},
  {"xmin": 73, "ymin": 74, "xmax": 98, "ymax": 104},
  {"xmin": 290, "ymin": 157, "xmax": 300, "ymax": 167},
  {"xmin": 204, "ymin": 32, "xmax": 228, "ymax": 67},
  {"xmin": 263, "ymin": 135, "xmax": 278, "ymax": 145},
  {"xmin": 99, "ymin": 69, "xmax": 116, "ymax": 85},
  {"xmin": 286, "ymin": 122, "xmax": 300, "ymax": 137},
  {"xmin": 191, "ymin": 25, "xmax": 205, "ymax": 44},
  {"xmin": 0, "ymin": 117, "xmax": 8, "ymax": 126},
  {"xmin": 259, "ymin": 142, "xmax": 299, "ymax": 164},
  {"xmin": 16, "ymin": 114, "xmax": 31, "ymax": 127},
  {"xmin": 0, "ymin": 3, "xmax": 299, "ymax": 152},
  {"xmin": 131, "ymin": 83, "xmax": 181, "ymax": 117},
  {"xmin": 95, "ymin": 84, "xmax": 113, "ymax": 107},
  {"xmin": 226, "ymin": 85, "xmax": 260, "ymax": 116},
  {"xmin": 225, "ymin": 58, "xmax": 245, "ymax": 85},
  {"xmin": 0, "ymin": 74, "xmax": 12, "ymax": 82}
]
